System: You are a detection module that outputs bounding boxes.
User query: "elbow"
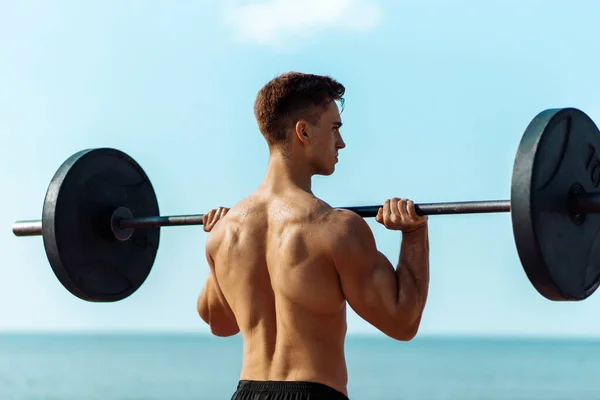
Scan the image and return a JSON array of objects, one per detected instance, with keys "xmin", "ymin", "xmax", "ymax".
[
  {"xmin": 197, "ymin": 299, "xmax": 239, "ymax": 337},
  {"xmin": 198, "ymin": 307, "xmax": 239, "ymax": 337},
  {"xmin": 210, "ymin": 323, "xmax": 240, "ymax": 337},
  {"xmin": 390, "ymin": 294, "xmax": 428, "ymax": 341},
  {"xmin": 384, "ymin": 322, "xmax": 420, "ymax": 342},
  {"xmin": 387, "ymin": 310, "xmax": 424, "ymax": 341},
  {"xmin": 389, "ymin": 321, "xmax": 421, "ymax": 341}
]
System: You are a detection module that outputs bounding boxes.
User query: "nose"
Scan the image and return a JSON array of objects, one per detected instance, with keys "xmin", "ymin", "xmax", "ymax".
[{"xmin": 336, "ymin": 136, "xmax": 346, "ymax": 150}]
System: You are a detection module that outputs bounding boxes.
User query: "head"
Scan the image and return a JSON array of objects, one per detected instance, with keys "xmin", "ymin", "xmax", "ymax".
[{"xmin": 254, "ymin": 72, "xmax": 346, "ymax": 176}]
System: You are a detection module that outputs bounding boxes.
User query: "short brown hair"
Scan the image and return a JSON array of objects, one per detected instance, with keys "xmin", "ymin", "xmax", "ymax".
[{"xmin": 254, "ymin": 72, "xmax": 345, "ymax": 147}]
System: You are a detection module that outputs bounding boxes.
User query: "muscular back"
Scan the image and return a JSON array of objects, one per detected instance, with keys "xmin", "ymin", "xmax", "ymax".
[{"xmin": 201, "ymin": 189, "xmax": 349, "ymax": 394}]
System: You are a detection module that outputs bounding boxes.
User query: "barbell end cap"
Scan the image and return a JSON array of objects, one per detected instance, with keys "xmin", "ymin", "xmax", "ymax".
[
  {"xmin": 12, "ymin": 220, "xmax": 43, "ymax": 237},
  {"xmin": 110, "ymin": 207, "xmax": 135, "ymax": 241}
]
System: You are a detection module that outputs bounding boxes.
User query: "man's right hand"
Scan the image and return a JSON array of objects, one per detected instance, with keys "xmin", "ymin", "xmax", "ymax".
[
  {"xmin": 203, "ymin": 206, "xmax": 230, "ymax": 232},
  {"xmin": 375, "ymin": 198, "xmax": 427, "ymax": 233}
]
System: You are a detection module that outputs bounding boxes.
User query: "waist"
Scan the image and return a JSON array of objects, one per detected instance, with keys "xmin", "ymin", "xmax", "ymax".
[
  {"xmin": 239, "ymin": 368, "xmax": 348, "ymax": 397},
  {"xmin": 235, "ymin": 380, "xmax": 349, "ymax": 400},
  {"xmin": 240, "ymin": 352, "xmax": 348, "ymax": 381}
]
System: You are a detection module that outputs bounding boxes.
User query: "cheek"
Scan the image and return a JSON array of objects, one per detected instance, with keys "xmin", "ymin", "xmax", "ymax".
[
  {"xmin": 310, "ymin": 131, "xmax": 334, "ymax": 156},
  {"xmin": 321, "ymin": 133, "xmax": 335, "ymax": 147},
  {"xmin": 319, "ymin": 137, "xmax": 334, "ymax": 155}
]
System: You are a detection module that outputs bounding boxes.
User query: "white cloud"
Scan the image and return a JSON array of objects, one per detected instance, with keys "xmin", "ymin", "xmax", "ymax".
[{"xmin": 222, "ymin": 0, "xmax": 383, "ymax": 47}]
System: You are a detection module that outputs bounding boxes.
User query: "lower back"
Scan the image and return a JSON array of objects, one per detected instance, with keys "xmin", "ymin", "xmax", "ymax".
[{"xmin": 239, "ymin": 312, "xmax": 348, "ymax": 394}]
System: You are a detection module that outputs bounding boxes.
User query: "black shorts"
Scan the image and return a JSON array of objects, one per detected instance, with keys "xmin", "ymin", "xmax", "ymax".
[{"xmin": 231, "ymin": 380, "xmax": 350, "ymax": 400}]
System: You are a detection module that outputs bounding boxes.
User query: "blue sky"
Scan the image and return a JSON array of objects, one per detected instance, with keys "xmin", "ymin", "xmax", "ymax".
[{"xmin": 2, "ymin": 0, "xmax": 600, "ymax": 337}]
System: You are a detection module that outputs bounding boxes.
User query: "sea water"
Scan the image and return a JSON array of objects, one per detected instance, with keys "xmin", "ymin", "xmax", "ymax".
[{"xmin": 0, "ymin": 333, "xmax": 598, "ymax": 400}]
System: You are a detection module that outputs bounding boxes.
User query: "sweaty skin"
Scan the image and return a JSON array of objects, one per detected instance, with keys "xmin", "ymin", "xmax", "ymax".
[{"xmin": 197, "ymin": 102, "xmax": 430, "ymax": 397}]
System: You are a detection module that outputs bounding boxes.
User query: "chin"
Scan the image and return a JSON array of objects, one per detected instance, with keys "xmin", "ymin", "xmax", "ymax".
[
  {"xmin": 312, "ymin": 160, "xmax": 337, "ymax": 176},
  {"xmin": 317, "ymin": 166, "xmax": 336, "ymax": 176}
]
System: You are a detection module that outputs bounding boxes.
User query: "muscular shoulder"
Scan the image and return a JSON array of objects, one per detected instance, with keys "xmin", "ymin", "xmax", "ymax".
[
  {"xmin": 204, "ymin": 204, "xmax": 242, "ymax": 258},
  {"xmin": 205, "ymin": 198, "xmax": 263, "ymax": 257},
  {"xmin": 325, "ymin": 208, "xmax": 371, "ymax": 234},
  {"xmin": 321, "ymin": 209, "xmax": 376, "ymax": 256}
]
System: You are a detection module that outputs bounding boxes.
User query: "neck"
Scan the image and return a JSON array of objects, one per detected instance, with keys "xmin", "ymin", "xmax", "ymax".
[{"xmin": 261, "ymin": 149, "xmax": 312, "ymax": 193}]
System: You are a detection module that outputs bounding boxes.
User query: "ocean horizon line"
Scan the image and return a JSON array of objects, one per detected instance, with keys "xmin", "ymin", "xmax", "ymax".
[{"xmin": 1, "ymin": 330, "xmax": 599, "ymax": 342}]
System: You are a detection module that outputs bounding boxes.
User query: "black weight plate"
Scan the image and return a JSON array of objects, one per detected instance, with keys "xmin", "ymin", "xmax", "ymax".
[
  {"xmin": 512, "ymin": 108, "xmax": 600, "ymax": 301},
  {"xmin": 42, "ymin": 148, "xmax": 160, "ymax": 302}
]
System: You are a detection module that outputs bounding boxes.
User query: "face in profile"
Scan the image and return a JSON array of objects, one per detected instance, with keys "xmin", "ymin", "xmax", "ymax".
[{"xmin": 303, "ymin": 101, "xmax": 346, "ymax": 176}]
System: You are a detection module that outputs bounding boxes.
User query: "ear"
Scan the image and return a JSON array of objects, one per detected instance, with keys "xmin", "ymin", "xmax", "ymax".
[{"xmin": 294, "ymin": 120, "xmax": 310, "ymax": 145}]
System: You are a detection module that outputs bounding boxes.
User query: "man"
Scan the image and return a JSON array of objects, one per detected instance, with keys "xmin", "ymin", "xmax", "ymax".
[{"xmin": 197, "ymin": 72, "xmax": 430, "ymax": 400}]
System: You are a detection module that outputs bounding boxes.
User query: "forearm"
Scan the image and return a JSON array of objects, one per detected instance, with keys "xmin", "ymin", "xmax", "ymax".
[{"xmin": 396, "ymin": 224, "xmax": 430, "ymax": 322}]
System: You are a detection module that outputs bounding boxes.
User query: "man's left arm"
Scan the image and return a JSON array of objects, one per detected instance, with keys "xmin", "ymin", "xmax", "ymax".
[
  {"xmin": 197, "ymin": 207, "xmax": 239, "ymax": 337},
  {"xmin": 197, "ymin": 263, "xmax": 239, "ymax": 337}
]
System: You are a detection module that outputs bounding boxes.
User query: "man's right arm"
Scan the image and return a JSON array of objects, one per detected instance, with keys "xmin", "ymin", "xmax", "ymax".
[{"xmin": 331, "ymin": 208, "xmax": 430, "ymax": 341}]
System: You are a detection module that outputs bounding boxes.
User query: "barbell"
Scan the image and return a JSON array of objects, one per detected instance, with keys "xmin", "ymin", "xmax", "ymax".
[{"xmin": 11, "ymin": 108, "xmax": 600, "ymax": 303}]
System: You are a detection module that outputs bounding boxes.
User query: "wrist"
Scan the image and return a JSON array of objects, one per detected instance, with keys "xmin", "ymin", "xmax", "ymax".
[{"xmin": 402, "ymin": 223, "xmax": 428, "ymax": 236}]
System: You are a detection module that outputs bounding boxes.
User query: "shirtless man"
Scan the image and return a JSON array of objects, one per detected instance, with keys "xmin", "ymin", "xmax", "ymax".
[{"xmin": 197, "ymin": 72, "xmax": 430, "ymax": 400}]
